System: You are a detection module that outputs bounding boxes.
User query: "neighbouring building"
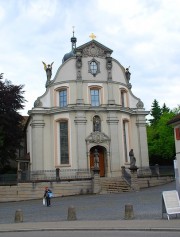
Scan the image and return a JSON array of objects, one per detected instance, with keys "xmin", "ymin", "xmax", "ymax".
[
  {"xmin": 25, "ymin": 33, "xmax": 149, "ymax": 177},
  {"xmin": 168, "ymin": 114, "xmax": 180, "ymax": 193}
]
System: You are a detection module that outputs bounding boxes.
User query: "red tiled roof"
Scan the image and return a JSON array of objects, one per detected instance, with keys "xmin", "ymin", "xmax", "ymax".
[{"xmin": 168, "ymin": 114, "xmax": 180, "ymax": 125}]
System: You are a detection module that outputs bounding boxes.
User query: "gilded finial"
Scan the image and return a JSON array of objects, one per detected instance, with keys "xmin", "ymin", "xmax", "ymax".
[{"xmin": 89, "ymin": 33, "xmax": 96, "ymax": 40}]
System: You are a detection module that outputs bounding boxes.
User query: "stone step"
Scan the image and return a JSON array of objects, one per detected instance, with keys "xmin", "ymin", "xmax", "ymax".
[{"xmin": 100, "ymin": 177, "xmax": 131, "ymax": 193}]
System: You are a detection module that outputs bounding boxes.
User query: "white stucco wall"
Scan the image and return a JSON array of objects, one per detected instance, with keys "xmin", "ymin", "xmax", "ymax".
[{"xmin": 27, "ymin": 39, "xmax": 149, "ymax": 176}]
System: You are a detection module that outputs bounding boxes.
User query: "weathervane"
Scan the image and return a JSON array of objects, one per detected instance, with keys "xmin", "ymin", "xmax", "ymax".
[
  {"xmin": 89, "ymin": 33, "xmax": 96, "ymax": 40},
  {"xmin": 71, "ymin": 26, "xmax": 77, "ymax": 50}
]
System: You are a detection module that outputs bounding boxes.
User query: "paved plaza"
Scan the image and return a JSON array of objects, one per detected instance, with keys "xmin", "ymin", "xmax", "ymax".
[{"xmin": 0, "ymin": 181, "xmax": 177, "ymax": 224}]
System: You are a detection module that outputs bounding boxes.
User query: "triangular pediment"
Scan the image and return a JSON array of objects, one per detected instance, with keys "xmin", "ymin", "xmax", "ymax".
[
  {"xmin": 76, "ymin": 40, "xmax": 113, "ymax": 58},
  {"xmin": 86, "ymin": 131, "xmax": 110, "ymax": 144}
]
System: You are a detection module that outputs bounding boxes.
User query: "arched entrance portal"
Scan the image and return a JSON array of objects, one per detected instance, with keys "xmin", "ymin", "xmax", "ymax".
[{"xmin": 90, "ymin": 146, "xmax": 106, "ymax": 177}]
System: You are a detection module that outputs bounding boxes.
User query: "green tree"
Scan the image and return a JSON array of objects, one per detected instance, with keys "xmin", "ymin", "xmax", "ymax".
[
  {"xmin": 0, "ymin": 73, "xmax": 26, "ymax": 170},
  {"xmin": 162, "ymin": 103, "xmax": 170, "ymax": 114},
  {"xmin": 149, "ymin": 99, "xmax": 162, "ymax": 125},
  {"xmin": 147, "ymin": 100, "xmax": 176, "ymax": 165},
  {"xmin": 0, "ymin": 74, "xmax": 3, "ymax": 149}
]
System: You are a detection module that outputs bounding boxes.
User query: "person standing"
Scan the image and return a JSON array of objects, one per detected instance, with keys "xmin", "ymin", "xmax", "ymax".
[{"xmin": 44, "ymin": 187, "xmax": 51, "ymax": 207}]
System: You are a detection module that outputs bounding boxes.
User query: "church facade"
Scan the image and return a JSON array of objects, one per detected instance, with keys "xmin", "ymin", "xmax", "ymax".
[{"xmin": 26, "ymin": 34, "xmax": 149, "ymax": 177}]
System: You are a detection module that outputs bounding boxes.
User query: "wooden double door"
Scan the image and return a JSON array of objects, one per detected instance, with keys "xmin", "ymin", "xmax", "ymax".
[{"xmin": 90, "ymin": 146, "xmax": 105, "ymax": 177}]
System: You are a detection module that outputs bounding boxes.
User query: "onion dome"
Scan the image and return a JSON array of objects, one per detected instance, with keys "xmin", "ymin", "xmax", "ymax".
[
  {"xmin": 62, "ymin": 50, "xmax": 75, "ymax": 63},
  {"xmin": 62, "ymin": 28, "xmax": 77, "ymax": 63}
]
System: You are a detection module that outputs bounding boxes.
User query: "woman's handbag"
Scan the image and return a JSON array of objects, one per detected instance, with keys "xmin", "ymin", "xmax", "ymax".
[{"xmin": 43, "ymin": 198, "xmax": 46, "ymax": 205}]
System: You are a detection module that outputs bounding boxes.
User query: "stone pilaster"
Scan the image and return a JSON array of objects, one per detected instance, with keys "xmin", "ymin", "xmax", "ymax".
[
  {"xmin": 75, "ymin": 53, "xmax": 84, "ymax": 105},
  {"xmin": 31, "ymin": 116, "xmax": 45, "ymax": 170},
  {"xmin": 107, "ymin": 112, "xmax": 120, "ymax": 176},
  {"xmin": 93, "ymin": 169, "xmax": 101, "ymax": 194},
  {"xmin": 76, "ymin": 80, "xmax": 84, "ymax": 105},
  {"xmin": 107, "ymin": 83, "xmax": 115, "ymax": 105},
  {"xmin": 74, "ymin": 112, "xmax": 87, "ymax": 168},
  {"xmin": 130, "ymin": 168, "xmax": 140, "ymax": 191},
  {"xmin": 106, "ymin": 56, "xmax": 115, "ymax": 105},
  {"xmin": 136, "ymin": 114, "xmax": 149, "ymax": 167}
]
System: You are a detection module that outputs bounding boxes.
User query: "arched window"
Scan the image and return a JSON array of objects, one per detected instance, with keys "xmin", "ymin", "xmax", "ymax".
[
  {"xmin": 54, "ymin": 86, "xmax": 68, "ymax": 107},
  {"xmin": 59, "ymin": 120, "xmax": 69, "ymax": 164},
  {"xmin": 59, "ymin": 89, "xmax": 67, "ymax": 108},
  {"xmin": 93, "ymin": 115, "xmax": 101, "ymax": 132},
  {"xmin": 120, "ymin": 88, "xmax": 128, "ymax": 107},
  {"xmin": 91, "ymin": 89, "xmax": 100, "ymax": 106}
]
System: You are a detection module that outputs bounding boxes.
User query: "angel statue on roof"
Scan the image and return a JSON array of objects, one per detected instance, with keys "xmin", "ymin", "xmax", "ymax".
[
  {"xmin": 125, "ymin": 66, "xmax": 131, "ymax": 81},
  {"xmin": 42, "ymin": 61, "xmax": 54, "ymax": 81}
]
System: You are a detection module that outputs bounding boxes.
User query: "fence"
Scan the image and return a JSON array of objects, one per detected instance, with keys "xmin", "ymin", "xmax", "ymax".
[
  {"xmin": 0, "ymin": 165, "xmax": 175, "ymax": 185},
  {"xmin": 19, "ymin": 168, "xmax": 92, "ymax": 182},
  {"xmin": 0, "ymin": 174, "xmax": 17, "ymax": 185},
  {"xmin": 137, "ymin": 165, "xmax": 175, "ymax": 178}
]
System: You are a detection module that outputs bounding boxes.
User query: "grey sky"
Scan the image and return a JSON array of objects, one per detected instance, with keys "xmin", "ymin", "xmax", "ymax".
[{"xmin": 0, "ymin": 0, "xmax": 179, "ymax": 115}]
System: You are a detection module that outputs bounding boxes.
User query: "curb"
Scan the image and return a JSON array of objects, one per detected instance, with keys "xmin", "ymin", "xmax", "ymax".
[{"xmin": 1, "ymin": 220, "xmax": 180, "ymax": 232}]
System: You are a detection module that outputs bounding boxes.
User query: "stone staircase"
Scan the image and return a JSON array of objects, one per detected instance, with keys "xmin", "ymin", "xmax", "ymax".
[
  {"xmin": 100, "ymin": 177, "xmax": 131, "ymax": 194},
  {"xmin": 0, "ymin": 179, "xmax": 93, "ymax": 202}
]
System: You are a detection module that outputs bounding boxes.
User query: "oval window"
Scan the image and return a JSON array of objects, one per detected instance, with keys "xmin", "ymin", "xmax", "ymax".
[{"xmin": 90, "ymin": 61, "xmax": 98, "ymax": 75}]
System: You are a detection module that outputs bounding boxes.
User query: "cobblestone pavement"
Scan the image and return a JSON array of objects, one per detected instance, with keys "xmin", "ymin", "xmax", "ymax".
[{"xmin": 0, "ymin": 181, "xmax": 177, "ymax": 224}]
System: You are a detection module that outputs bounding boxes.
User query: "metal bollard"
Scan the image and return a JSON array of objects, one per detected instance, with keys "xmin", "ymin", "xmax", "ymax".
[
  {"xmin": 67, "ymin": 206, "xmax": 77, "ymax": 220},
  {"xmin": 124, "ymin": 204, "xmax": 134, "ymax": 220},
  {"xmin": 14, "ymin": 209, "xmax": 23, "ymax": 223}
]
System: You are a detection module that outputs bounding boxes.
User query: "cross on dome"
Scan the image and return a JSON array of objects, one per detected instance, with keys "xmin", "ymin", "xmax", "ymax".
[{"xmin": 89, "ymin": 33, "xmax": 96, "ymax": 40}]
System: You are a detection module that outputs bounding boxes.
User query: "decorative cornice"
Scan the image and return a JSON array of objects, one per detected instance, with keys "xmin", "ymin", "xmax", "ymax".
[
  {"xmin": 106, "ymin": 119, "xmax": 119, "ymax": 124},
  {"xmin": 86, "ymin": 131, "xmax": 110, "ymax": 144},
  {"xmin": 30, "ymin": 120, "xmax": 45, "ymax": 128},
  {"xmin": 76, "ymin": 40, "xmax": 113, "ymax": 54},
  {"xmin": 29, "ymin": 105, "xmax": 149, "ymax": 116},
  {"xmin": 82, "ymin": 42, "xmax": 106, "ymax": 58}
]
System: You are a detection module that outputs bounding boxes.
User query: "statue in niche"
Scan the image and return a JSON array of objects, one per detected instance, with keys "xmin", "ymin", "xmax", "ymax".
[
  {"xmin": 93, "ymin": 116, "xmax": 101, "ymax": 132},
  {"xmin": 94, "ymin": 149, "xmax": 99, "ymax": 169},
  {"xmin": 125, "ymin": 67, "xmax": 131, "ymax": 81},
  {"xmin": 106, "ymin": 57, "xmax": 112, "ymax": 70},
  {"xmin": 129, "ymin": 149, "xmax": 136, "ymax": 168},
  {"xmin": 76, "ymin": 55, "xmax": 82, "ymax": 68},
  {"xmin": 42, "ymin": 61, "xmax": 54, "ymax": 81}
]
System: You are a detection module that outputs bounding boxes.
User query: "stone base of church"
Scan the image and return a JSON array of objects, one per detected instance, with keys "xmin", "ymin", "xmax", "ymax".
[
  {"xmin": 107, "ymin": 170, "xmax": 123, "ymax": 177},
  {"xmin": 138, "ymin": 167, "xmax": 152, "ymax": 177}
]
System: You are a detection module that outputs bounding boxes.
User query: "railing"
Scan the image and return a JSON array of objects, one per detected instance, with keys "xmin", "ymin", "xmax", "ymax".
[
  {"xmin": 19, "ymin": 168, "xmax": 92, "ymax": 182},
  {"xmin": 0, "ymin": 166, "xmax": 175, "ymax": 184},
  {"xmin": 137, "ymin": 165, "xmax": 175, "ymax": 178},
  {"xmin": 121, "ymin": 165, "xmax": 175, "ymax": 185}
]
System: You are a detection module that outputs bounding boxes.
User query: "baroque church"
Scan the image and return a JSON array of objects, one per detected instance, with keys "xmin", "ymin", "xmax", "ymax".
[{"xmin": 26, "ymin": 33, "xmax": 149, "ymax": 177}]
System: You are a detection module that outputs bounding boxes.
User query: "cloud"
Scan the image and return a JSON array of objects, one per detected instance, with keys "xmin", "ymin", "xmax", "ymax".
[
  {"xmin": 0, "ymin": 5, "xmax": 5, "ymax": 21},
  {"xmin": 0, "ymin": 0, "xmax": 180, "ymax": 116},
  {"xmin": 17, "ymin": 0, "xmax": 58, "ymax": 21}
]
